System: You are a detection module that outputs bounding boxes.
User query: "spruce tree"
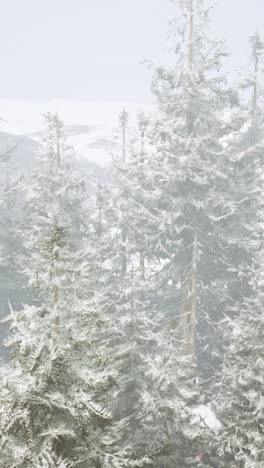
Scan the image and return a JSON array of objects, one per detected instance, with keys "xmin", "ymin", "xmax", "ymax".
[
  {"xmin": 144, "ymin": 0, "xmax": 244, "ymax": 372},
  {"xmin": 213, "ymin": 265, "xmax": 264, "ymax": 468},
  {"xmin": 77, "ymin": 109, "xmax": 178, "ymax": 465},
  {"xmin": 114, "ymin": 0, "xmax": 246, "ymax": 464},
  {"xmin": 0, "ymin": 147, "xmax": 27, "ymax": 351},
  {"xmin": 104, "ymin": 105, "xmax": 212, "ymax": 465},
  {"xmin": 0, "ymin": 114, "xmax": 131, "ymax": 468},
  {"xmin": 211, "ymin": 33, "xmax": 264, "ymax": 468}
]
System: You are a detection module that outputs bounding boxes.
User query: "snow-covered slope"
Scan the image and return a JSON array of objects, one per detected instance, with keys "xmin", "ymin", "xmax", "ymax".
[
  {"xmin": 0, "ymin": 131, "xmax": 39, "ymax": 179},
  {"xmin": 0, "ymin": 99, "xmax": 152, "ymax": 167},
  {"xmin": 0, "ymin": 129, "xmax": 106, "ymax": 183},
  {"xmin": 29, "ymin": 123, "xmax": 115, "ymax": 168}
]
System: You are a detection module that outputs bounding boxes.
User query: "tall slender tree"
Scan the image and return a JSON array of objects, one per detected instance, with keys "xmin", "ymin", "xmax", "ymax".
[
  {"xmin": 144, "ymin": 0, "xmax": 244, "ymax": 371},
  {"xmin": 211, "ymin": 33, "xmax": 264, "ymax": 468},
  {"xmin": 0, "ymin": 146, "xmax": 27, "ymax": 349},
  {"xmin": 0, "ymin": 114, "xmax": 133, "ymax": 468}
]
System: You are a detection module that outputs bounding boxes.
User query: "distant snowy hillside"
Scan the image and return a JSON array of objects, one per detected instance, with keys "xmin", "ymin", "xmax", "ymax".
[
  {"xmin": 0, "ymin": 99, "xmax": 152, "ymax": 167},
  {"xmin": 0, "ymin": 131, "xmax": 39, "ymax": 180},
  {"xmin": 0, "ymin": 130, "xmax": 106, "ymax": 182},
  {"xmin": 29, "ymin": 123, "xmax": 115, "ymax": 168}
]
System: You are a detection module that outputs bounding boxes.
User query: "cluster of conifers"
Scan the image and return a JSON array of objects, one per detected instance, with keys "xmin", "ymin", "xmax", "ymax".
[{"xmin": 0, "ymin": 1, "xmax": 263, "ymax": 467}]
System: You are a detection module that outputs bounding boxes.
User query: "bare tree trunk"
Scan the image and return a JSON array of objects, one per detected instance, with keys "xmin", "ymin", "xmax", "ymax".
[
  {"xmin": 121, "ymin": 110, "xmax": 128, "ymax": 163},
  {"xmin": 55, "ymin": 114, "xmax": 62, "ymax": 169},
  {"xmin": 188, "ymin": 0, "xmax": 194, "ymax": 70},
  {"xmin": 189, "ymin": 233, "xmax": 197, "ymax": 356},
  {"xmin": 53, "ymin": 285, "xmax": 59, "ymax": 306},
  {"xmin": 5, "ymin": 161, "xmax": 9, "ymax": 190},
  {"xmin": 179, "ymin": 231, "xmax": 198, "ymax": 372},
  {"xmin": 252, "ymin": 45, "xmax": 259, "ymax": 125},
  {"xmin": 178, "ymin": 0, "xmax": 197, "ymax": 370},
  {"xmin": 139, "ymin": 253, "xmax": 145, "ymax": 280},
  {"xmin": 119, "ymin": 109, "xmax": 129, "ymax": 276},
  {"xmin": 138, "ymin": 112, "xmax": 146, "ymax": 280},
  {"xmin": 96, "ymin": 183, "xmax": 103, "ymax": 235},
  {"xmin": 50, "ymin": 236, "xmax": 59, "ymax": 308},
  {"xmin": 121, "ymin": 229, "xmax": 127, "ymax": 276}
]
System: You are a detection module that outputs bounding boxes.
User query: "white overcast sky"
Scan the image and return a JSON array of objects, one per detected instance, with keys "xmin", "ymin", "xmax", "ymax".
[{"xmin": 0, "ymin": 0, "xmax": 263, "ymax": 104}]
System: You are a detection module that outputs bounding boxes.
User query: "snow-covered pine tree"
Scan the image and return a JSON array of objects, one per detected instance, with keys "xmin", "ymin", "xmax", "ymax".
[
  {"xmin": 77, "ymin": 110, "xmax": 174, "ymax": 465},
  {"xmin": 116, "ymin": 0, "xmax": 248, "ymax": 465},
  {"xmin": 110, "ymin": 109, "xmax": 162, "ymax": 282},
  {"xmin": 215, "ymin": 31, "xmax": 264, "ymax": 319},
  {"xmin": 99, "ymin": 106, "xmax": 213, "ymax": 466},
  {"xmin": 210, "ymin": 33, "xmax": 264, "ymax": 468},
  {"xmin": 213, "ymin": 264, "xmax": 264, "ymax": 468},
  {"xmin": 0, "ymin": 146, "xmax": 28, "ymax": 353},
  {"xmin": 0, "ymin": 113, "xmax": 133, "ymax": 468},
  {"xmin": 144, "ymin": 0, "xmax": 244, "ymax": 373},
  {"xmin": 19, "ymin": 112, "xmax": 89, "ymax": 303}
]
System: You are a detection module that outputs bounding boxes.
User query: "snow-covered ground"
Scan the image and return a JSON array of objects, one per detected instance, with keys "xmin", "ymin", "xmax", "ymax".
[{"xmin": 190, "ymin": 404, "xmax": 222, "ymax": 432}]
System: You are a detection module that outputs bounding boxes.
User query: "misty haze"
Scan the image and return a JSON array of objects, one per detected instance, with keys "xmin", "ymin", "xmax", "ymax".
[{"xmin": 0, "ymin": 1, "xmax": 263, "ymax": 467}]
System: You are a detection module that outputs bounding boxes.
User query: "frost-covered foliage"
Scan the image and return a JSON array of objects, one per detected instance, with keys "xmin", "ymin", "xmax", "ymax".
[
  {"xmin": 0, "ymin": 147, "xmax": 27, "ymax": 305},
  {"xmin": 0, "ymin": 115, "xmax": 133, "ymax": 468},
  {"xmin": 0, "ymin": 2, "xmax": 264, "ymax": 467},
  {"xmin": 86, "ymin": 112, "xmax": 167, "ymax": 463},
  {"xmin": 141, "ymin": 0, "xmax": 246, "ymax": 373},
  {"xmin": 105, "ymin": 108, "xmax": 211, "ymax": 465},
  {"xmin": 100, "ymin": 1, "xmax": 250, "ymax": 463},
  {"xmin": 20, "ymin": 113, "xmax": 88, "ymax": 304},
  {"xmin": 102, "ymin": 2, "xmax": 263, "ymax": 465},
  {"xmin": 0, "ymin": 297, "xmax": 128, "ymax": 467},
  {"xmin": 0, "ymin": 147, "xmax": 30, "ymax": 356},
  {"xmin": 213, "ymin": 267, "xmax": 264, "ymax": 467},
  {"xmin": 220, "ymin": 31, "xmax": 264, "ymax": 309},
  {"xmin": 211, "ymin": 34, "xmax": 264, "ymax": 467}
]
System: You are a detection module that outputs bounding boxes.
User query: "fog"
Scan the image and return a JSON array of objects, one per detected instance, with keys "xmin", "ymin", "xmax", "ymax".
[{"xmin": 0, "ymin": 1, "xmax": 263, "ymax": 467}]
